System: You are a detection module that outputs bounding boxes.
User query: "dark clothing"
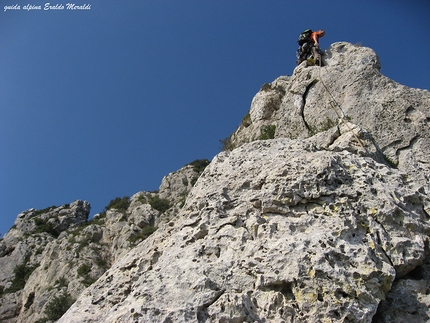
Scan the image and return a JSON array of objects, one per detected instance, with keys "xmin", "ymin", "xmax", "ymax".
[
  {"xmin": 311, "ymin": 46, "xmax": 322, "ymax": 66},
  {"xmin": 296, "ymin": 43, "xmax": 311, "ymax": 65},
  {"xmin": 296, "ymin": 30, "xmax": 325, "ymax": 66}
]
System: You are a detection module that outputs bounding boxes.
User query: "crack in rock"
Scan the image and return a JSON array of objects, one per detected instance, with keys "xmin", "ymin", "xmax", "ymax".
[{"xmin": 301, "ymin": 80, "xmax": 319, "ymax": 131}]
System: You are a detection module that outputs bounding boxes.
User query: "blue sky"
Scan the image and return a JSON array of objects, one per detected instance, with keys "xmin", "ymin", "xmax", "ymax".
[{"xmin": 1, "ymin": 0, "xmax": 429, "ymax": 236}]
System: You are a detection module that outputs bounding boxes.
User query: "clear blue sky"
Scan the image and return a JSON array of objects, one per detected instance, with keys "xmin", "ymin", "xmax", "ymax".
[{"xmin": 1, "ymin": 0, "xmax": 429, "ymax": 237}]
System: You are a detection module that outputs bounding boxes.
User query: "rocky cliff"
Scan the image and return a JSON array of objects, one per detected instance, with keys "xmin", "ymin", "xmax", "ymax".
[
  {"xmin": 1, "ymin": 42, "xmax": 429, "ymax": 323},
  {"xmin": 0, "ymin": 161, "xmax": 207, "ymax": 323}
]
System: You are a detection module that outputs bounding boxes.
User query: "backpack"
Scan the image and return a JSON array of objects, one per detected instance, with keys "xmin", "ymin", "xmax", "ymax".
[{"xmin": 297, "ymin": 29, "xmax": 312, "ymax": 45}]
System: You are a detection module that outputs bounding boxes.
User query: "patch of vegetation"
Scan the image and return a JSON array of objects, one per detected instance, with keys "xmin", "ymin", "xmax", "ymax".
[
  {"xmin": 190, "ymin": 176, "xmax": 199, "ymax": 186},
  {"xmin": 77, "ymin": 263, "xmax": 91, "ymax": 277},
  {"xmin": 261, "ymin": 83, "xmax": 272, "ymax": 91},
  {"xmin": 81, "ymin": 276, "xmax": 96, "ymax": 287},
  {"xmin": 178, "ymin": 190, "xmax": 188, "ymax": 208},
  {"xmin": 261, "ymin": 83, "xmax": 286, "ymax": 96},
  {"xmin": 104, "ymin": 196, "xmax": 130, "ymax": 213},
  {"xmin": 91, "ymin": 212, "xmax": 107, "ymax": 225},
  {"xmin": 187, "ymin": 159, "xmax": 210, "ymax": 174},
  {"xmin": 33, "ymin": 218, "xmax": 60, "ymax": 238},
  {"xmin": 137, "ymin": 193, "xmax": 147, "ymax": 204},
  {"xmin": 36, "ymin": 292, "xmax": 75, "ymax": 323},
  {"xmin": 259, "ymin": 125, "xmax": 276, "ymax": 140},
  {"xmin": 147, "ymin": 195, "xmax": 171, "ymax": 213},
  {"xmin": 77, "ymin": 263, "xmax": 95, "ymax": 287},
  {"xmin": 309, "ymin": 117, "xmax": 336, "ymax": 136},
  {"xmin": 220, "ymin": 136, "xmax": 234, "ymax": 151},
  {"xmin": 242, "ymin": 112, "xmax": 252, "ymax": 127},
  {"xmin": 97, "ymin": 196, "xmax": 130, "ymax": 218},
  {"xmin": 319, "ymin": 117, "xmax": 336, "ymax": 132},
  {"xmin": 0, "ymin": 285, "xmax": 4, "ymax": 298},
  {"xmin": 54, "ymin": 277, "xmax": 68, "ymax": 288},
  {"xmin": 94, "ymin": 256, "xmax": 108, "ymax": 270},
  {"xmin": 71, "ymin": 212, "xmax": 107, "ymax": 236},
  {"xmin": 75, "ymin": 235, "xmax": 97, "ymax": 253},
  {"xmin": 128, "ymin": 225, "xmax": 157, "ymax": 245},
  {"xmin": 35, "ymin": 247, "xmax": 44, "ymax": 255},
  {"xmin": 383, "ymin": 154, "xmax": 399, "ymax": 168},
  {"xmin": 5, "ymin": 262, "xmax": 39, "ymax": 293}
]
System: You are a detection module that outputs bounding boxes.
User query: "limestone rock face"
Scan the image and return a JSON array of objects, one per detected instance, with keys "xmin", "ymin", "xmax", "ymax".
[
  {"xmin": 157, "ymin": 160, "xmax": 210, "ymax": 224},
  {"xmin": 159, "ymin": 164, "xmax": 199, "ymax": 202},
  {"xmin": 0, "ymin": 200, "xmax": 91, "ymax": 323},
  {"xmin": 59, "ymin": 133, "xmax": 429, "ymax": 323},
  {"xmin": 230, "ymin": 42, "xmax": 430, "ymax": 195}
]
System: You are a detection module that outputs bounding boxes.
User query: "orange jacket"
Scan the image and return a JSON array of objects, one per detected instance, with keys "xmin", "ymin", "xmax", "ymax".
[{"xmin": 311, "ymin": 30, "xmax": 325, "ymax": 47}]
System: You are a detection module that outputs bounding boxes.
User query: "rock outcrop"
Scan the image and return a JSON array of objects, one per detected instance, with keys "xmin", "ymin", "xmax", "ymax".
[
  {"xmin": 229, "ymin": 42, "xmax": 430, "ymax": 195},
  {"xmin": 1, "ymin": 42, "xmax": 429, "ymax": 322}
]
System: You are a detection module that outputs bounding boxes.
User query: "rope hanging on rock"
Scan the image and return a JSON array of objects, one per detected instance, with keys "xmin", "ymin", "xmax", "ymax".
[{"xmin": 317, "ymin": 65, "xmax": 367, "ymax": 152}]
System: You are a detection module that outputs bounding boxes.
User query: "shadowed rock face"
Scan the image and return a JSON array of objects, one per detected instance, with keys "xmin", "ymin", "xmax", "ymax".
[{"xmin": 2, "ymin": 42, "xmax": 430, "ymax": 323}]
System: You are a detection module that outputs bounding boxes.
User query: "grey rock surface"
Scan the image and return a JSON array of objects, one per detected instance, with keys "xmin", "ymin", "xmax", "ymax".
[
  {"xmin": 59, "ymin": 133, "xmax": 429, "ymax": 323},
  {"xmin": 229, "ymin": 42, "xmax": 430, "ymax": 195}
]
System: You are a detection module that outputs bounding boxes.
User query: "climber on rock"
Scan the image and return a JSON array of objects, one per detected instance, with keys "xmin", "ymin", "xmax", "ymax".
[{"xmin": 296, "ymin": 29, "xmax": 325, "ymax": 66}]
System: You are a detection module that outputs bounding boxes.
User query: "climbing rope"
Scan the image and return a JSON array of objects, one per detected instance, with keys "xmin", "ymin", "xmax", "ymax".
[{"xmin": 316, "ymin": 61, "xmax": 367, "ymax": 152}]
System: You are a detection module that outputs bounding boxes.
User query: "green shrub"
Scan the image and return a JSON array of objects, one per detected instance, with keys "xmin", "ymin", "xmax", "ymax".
[
  {"xmin": 261, "ymin": 83, "xmax": 271, "ymax": 91},
  {"xmin": 54, "ymin": 277, "xmax": 68, "ymax": 288},
  {"xmin": 94, "ymin": 256, "xmax": 108, "ymax": 269},
  {"xmin": 190, "ymin": 176, "xmax": 198, "ymax": 187},
  {"xmin": 147, "ymin": 195, "xmax": 171, "ymax": 213},
  {"xmin": 104, "ymin": 196, "xmax": 130, "ymax": 213},
  {"xmin": 176, "ymin": 190, "xmax": 189, "ymax": 209},
  {"xmin": 81, "ymin": 276, "xmax": 96, "ymax": 287},
  {"xmin": 38, "ymin": 292, "xmax": 75, "ymax": 322},
  {"xmin": 187, "ymin": 159, "xmax": 210, "ymax": 174},
  {"xmin": 77, "ymin": 263, "xmax": 95, "ymax": 287},
  {"xmin": 259, "ymin": 125, "xmax": 276, "ymax": 140},
  {"xmin": 95, "ymin": 196, "xmax": 130, "ymax": 219},
  {"xmin": 319, "ymin": 117, "xmax": 336, "ymax": 132},
  {"xmin": 242, "ymin": 112, "xmax": 252, "ymax": 127},
  {"xmin": 309, "ymin": 117, "xmax": 337, "ymax": 136},
  {"xmin": 33, "ymin": 218, "xmax": 60, "ymax": 238},
  {"xmin": 71, "ymin": 212, "xmax": 106, "ymax": 233},
  {"xmin": 128, "ymin": 226, "xmax": 157, "ymax": 245},
  {"xmin": 77, "ymin": 263, "xmax": 91, "ymax": 277},
  {"xmin": 91, "ymin": 213, "xmax": 107, "ymax": 225},
  {"xmin": 6, "ymin": 262, "xmax": 38, "ymax": 293},
  {"xmin": 383, "ymin": 154, "xmax": 399, "ymax": 168},
  {"xmin": 220, "ymin": 136, "xmax": 234, "ymax": 151}
]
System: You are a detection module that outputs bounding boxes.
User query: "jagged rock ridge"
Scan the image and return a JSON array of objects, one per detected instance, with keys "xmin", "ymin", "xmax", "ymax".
[{"xmin": 1, "ymin": 42, "xmax": 429, "ymax": 322}]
